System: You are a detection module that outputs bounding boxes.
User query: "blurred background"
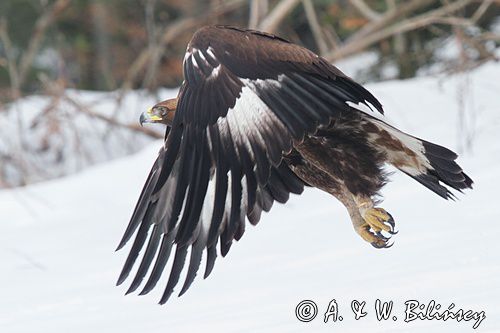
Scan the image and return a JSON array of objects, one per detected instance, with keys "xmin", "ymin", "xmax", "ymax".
[
  {"xmin": 2, "ymin": 3, "xmax": 500, "ymax": 331},
  {"xmin": 0, "ymin": 0, "xmax": 499, "ymax": 187}
]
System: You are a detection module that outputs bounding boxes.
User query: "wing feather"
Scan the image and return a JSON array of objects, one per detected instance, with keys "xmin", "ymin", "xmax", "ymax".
[
  {"xmin": 179, "ymin": 233, "xmax": 205, "ymax": 296},
  {"xmin": 159, "ymin": 244, "xmax": 188, "ymax": 304},
  {"xmin": 204, "ymin": 242, "xmax": 217, "ymax": 279},
  {"xmin": 125, "ymin": 223, "xmax": 162, "ymax": 294},
  {"xmin": 139, "ymin": 229, "xmax": 176, "ymax": 295},
  {"xmin": 117, "ymin": 26, "xmax": 388, "ymax": 303}
]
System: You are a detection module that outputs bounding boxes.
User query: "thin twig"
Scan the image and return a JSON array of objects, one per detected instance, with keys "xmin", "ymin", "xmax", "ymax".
[
  {"xmin": 349, "ymin": 0, "xmax": 381, "ymax": 21},
  {"xmin": 143, "ymin": 0, "xmax": 160, "ymax": 91},
  {"xmin": 323, "ymin": 24, "xmax": 341, "ymax": 50},
  {"xmin": 121, "ymin": 0, "xmax": 246, "ymax": 93},
  {"xmin": 347, "ymin": 0, "xmax": 436, "ymax": 43},
  {"xmin": 249, "ymin": 0, "xmax": 268, "ymax": 29},
  {"xmin": 325, "ymin": 0, "xmax": 479, "ymax": 62},
  {"xmin": 258, "ymin": 0, "xmax": 301, "ymax": 33},
  {"xmin": 63, "ymin": 95, "xmax": 163, "ymax": 139},
  {"xmin": 471, "ymin": 0, "xmax": 493, "ymax": 23},
  {"xmin": 18, "ymin": 0, "xmax": 71, "ymax": 88},
  {"xmin": 0, "ymin": 18, "xmax": 20, "ymax": 99},
  {"xmin": 302, "ymin": 0, "xmax": 328, "ymax": 55}
]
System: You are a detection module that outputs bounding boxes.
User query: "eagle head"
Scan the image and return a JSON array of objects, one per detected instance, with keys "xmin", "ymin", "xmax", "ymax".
[{"xmin": 140, "ymin": 98, "xmax": 177, "ymax": 127}]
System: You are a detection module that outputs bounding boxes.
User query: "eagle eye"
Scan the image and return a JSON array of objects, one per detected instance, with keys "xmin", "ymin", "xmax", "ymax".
[{"xmin": 154, "ymin": 106, "xmax": 168, "ymax": 116}]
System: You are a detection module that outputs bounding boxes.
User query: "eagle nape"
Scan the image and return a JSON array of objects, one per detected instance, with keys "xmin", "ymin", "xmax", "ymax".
[{"xmin": 117, "ymin": 25, "xmax": 473, "ymax": 305}]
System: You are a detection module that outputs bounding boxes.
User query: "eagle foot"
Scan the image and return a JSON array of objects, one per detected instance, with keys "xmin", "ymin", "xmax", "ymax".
[{"xmin": 357, "ymin": 208, "xmax": 397, "ymax": 249}]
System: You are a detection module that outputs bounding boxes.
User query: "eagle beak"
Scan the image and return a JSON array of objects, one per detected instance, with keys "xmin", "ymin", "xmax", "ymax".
[{"xmin": 139, "ymin": 107, "xmax": 163, "ymax": 126}]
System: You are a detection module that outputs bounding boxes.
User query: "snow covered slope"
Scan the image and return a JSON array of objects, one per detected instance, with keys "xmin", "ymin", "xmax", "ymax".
[{"xmin": 1, "ymin": 62, "xmax": 499, "ymax": 333}]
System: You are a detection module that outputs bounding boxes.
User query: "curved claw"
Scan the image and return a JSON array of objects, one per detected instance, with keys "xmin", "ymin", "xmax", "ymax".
[
  {"xmin": 357, "ymin": 206, "xmax": 397, "ymax": 249},
  {"xmin": 375, "ymin": 232, "xmax": 391, "ymax": 242},
  {"xmin": 386, "ymin": 212, "xmax": 395, "ymax": 223},
  {"xmin": 371, "ymin": 235, "xmax": 394, "ymax": 249},
  {"xmin": 371, "ymin": 241, "xmax": 388, "ymax": 249}
]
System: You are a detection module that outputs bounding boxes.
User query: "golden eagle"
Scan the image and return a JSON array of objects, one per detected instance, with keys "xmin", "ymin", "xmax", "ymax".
[{"xmin": 116, "ymin": 26, "xmax": 473, "ymax": 304}]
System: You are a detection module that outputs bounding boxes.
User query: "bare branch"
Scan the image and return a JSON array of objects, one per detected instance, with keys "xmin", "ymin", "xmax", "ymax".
[
  {"xmin": 302, "ymin": 0, "xmax": 328, "ymax": 55},
  {"xmin": 0, "ymin": 18, "xmax": 20, "ymax": 99},
  {"xmin": 143, "ymin": 0, "xmax": 161, "ymax": 90},
  {"xmin": 323, "ymin": 24, "xmax": 341, "ymax": 50},
  {"xmin": 249, "ymin": 0, "xmax": 268, "ymax": 29},
  {"xmin": 326, "ymin": 0, "xmax": 479, "ymax": 62},
  {"xmin": 18, "ymin": 0, "xmax": 71, "ymax": 87},
  {"xmin": 121, "ymin": 0, "xmax": 246, "ymax": 92},
  {"xmin": 258, "ymin": 0, "xmax": 301, "ymax": 33},
  {"xmin": 90, "ymin": 0, "xmax": 116, "ymax": 90},
  {"xmin": 477, "ymin": 32, "xmax": 500, "ymax": 42},
  {"xmin": 471, "ymin": 0, "xmax": 493, "ymax": 24},
  {"xmin": 63, "ymin": 95, "xmax": 163, "ymax": 139},
  {"xmin": 349, "ymin": 0, "xmax": 382, "ymax": 21},
  {"xmin": 347, "ymin": 0, "xmax": 436, "ymax": 43}
]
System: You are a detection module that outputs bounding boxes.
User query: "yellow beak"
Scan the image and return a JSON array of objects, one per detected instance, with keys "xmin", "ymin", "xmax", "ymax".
[{"xmin": 139, "ymin": 107, "xmax": 163, "ymax": 126}]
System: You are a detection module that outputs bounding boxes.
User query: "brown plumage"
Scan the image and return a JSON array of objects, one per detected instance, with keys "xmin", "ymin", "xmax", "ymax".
[{"xmin": 118, "ymin": 26, "xmax": 473, "ymax": 304}]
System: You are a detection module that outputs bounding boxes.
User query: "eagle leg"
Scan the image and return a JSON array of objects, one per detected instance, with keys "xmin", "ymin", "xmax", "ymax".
[
  {"xmin": 283, "ymin": 145, "xmax": 396, "ymax": 248},
  {"xmin": 352, "ymin": 196, "xmax": 397, "ymax": 248}
]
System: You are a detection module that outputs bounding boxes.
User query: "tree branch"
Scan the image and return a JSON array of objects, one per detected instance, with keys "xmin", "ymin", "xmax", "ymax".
[
  {"xmin": 63, "ymin": 95, "xmax": 163, "ymax": 139},
  {"xmin": 121, "ymin": 0, "xmax": 246, "ymax": 92},
  {"xmin": 18, "ymin": 0, "xmax": 71, "ymax": 88},
  {"xmin": 249, "ymin": 0, "xmax": 268, "ymax": 29},
  {"xmin": 258, "ymin": 0, "xmax": 301, "ymax": 33},
  {"xmin": 0, "ymin": 19, "xmax": 20, "ymax": 99},
  {"xmin": 471, "ymin": 0, "xmax": 493, "ymax": 23},
  {"xmin": 347, "ymin": 0, "xmax": 436, "ymax": 43},
  {"xmin": 325, "ymin": 0, "xmax": 479, "ymax": 62},
  {"xmin": 349, "ymin": 0, "xmax": 381, "ymax": 21},
  {"xmin": 302, "ymin": 0, "xmax": 328, "ymax": 55}
]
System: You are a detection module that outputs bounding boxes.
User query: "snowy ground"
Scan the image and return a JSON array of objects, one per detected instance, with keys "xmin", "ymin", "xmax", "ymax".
[
  {"xmin": 1, "ymin": 62, "xmax": 499, "ymax": 333},
  {"xmin": 0, "ymin": 88, "xmax": 176, "ymax": 186}
]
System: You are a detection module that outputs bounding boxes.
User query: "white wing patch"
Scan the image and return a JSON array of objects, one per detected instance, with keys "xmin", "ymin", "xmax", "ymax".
[
  {"xmin": 199, "ymin": 169, "xmax": 217, "ymax": 239},
  {"xmin": 243, "ymin": 76, "xmax": 284, "ymax": 90},
  {"xmin": 216, "ymin": 84, "xmax": 286, "ymax": 160},
  {"xmin": 188, "ymin": 47, "xmax": 221, "ymax": 80},
  {"xmin": 191, "ymin": 52, "xmax": 200, "ymax": 69},
  {"xmin": 208, "ymin": 65, "xmax": 221, "ymax": 81},
  {"xmin": 206, "ymin": 47, "xmax": 216, "ymax": 60},
  {"xmin": 183, "ymin": 49, "xmax": 192, "ymax": 65}
]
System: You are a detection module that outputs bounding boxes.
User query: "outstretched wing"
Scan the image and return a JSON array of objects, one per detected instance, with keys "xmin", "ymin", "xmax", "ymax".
[{"xmin": 116, "ymin": 26, "xmax": 384, "ymax": 304}]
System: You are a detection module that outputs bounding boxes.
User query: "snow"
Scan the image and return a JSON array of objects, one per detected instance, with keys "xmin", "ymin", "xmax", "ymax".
[
  {"xmin": 1, "ymin": 62, "xmax": 500, "ymax": 333},
  {"xmin": 333, "ymin": 51, "xmax": 379, "ymax": 80},
  {"xmin": 0, "ymin": 88, "xmax": 177, "ymax": 186}
]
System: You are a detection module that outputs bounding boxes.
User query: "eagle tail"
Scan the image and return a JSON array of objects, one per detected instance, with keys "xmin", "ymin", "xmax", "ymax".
[
  {"xmin": 364, "ymin": 116, "xmax": 473, "ymax": 199},
  {"xmin": 407, "ymin": 140, "xmax": 473, "ymax": 199}
]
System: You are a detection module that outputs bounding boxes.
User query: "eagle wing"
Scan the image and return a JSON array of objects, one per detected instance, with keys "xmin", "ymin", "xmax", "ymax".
[{"xmin": 116, "ymin": 26, "xmax": 384, "ymax": 304}]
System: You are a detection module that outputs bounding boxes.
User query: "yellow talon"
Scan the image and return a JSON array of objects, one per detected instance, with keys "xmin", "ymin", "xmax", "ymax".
[
  {"xmin": 370, "ymin": 208, "xmax": 391, "ymax": 220},
  {"xmin": 356, "ymin": 225, "xmax": 391, "ymax": 248},
  {"xmin": 354, "ymin": 206, "xmax": 397, "ymax": 249},
  {"xmin": 352, "ymin": 197, "xmax": 397, "ymax": 248},
  {"xmin": 363, "ymin": 208, "xmax": 394, "ymax": 233}
]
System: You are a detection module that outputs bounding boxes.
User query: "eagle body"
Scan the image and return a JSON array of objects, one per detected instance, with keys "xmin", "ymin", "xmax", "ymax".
[
  {"xmin": 117, "ymin": 26, "xmax": 473, "ymax": 304},
  {"xmin": 288, "ymin": 114, "xmax": 387, "ymax": 199}
]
